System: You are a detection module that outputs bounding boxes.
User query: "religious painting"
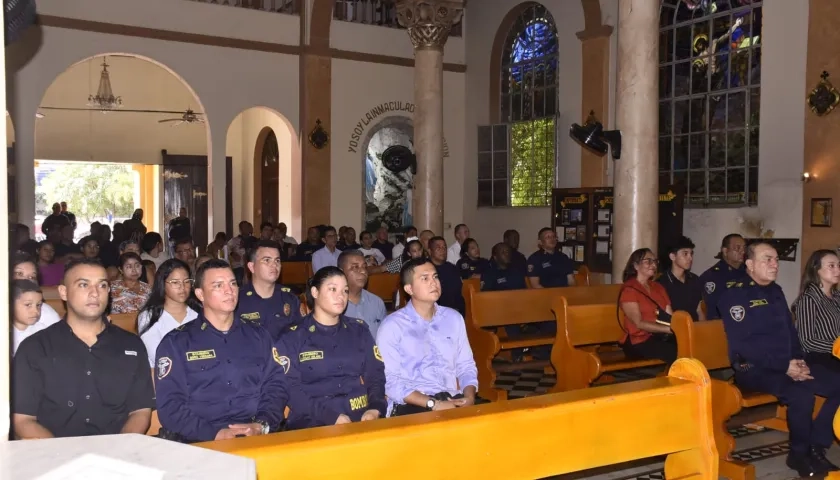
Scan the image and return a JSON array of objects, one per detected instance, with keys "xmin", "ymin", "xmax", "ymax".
[
  {"xmin": 363, "ymin": 120, "xmax": 414, "ymax": 232},
  {"xmin": 810, "ymin": 198, "xmax": 832, "ymax": 228}
]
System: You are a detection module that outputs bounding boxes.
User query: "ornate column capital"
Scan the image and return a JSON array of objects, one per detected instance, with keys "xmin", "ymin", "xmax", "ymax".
[{"xmin": 396, "ymin": 0, "xmax": 464, "ymax": 50}]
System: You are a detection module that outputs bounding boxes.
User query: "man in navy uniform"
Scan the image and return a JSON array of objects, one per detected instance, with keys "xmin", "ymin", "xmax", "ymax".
[
  {"xmin": 526, "ymin": 227, "xmax": 575, "ymax": 288},
  {"xmin": 155, "ymin": 259, "xmax": 287, "ymax": 442},
  {"xmin": 718, "ymin": 242, "xmax": 840, "ymax": 477},
  {"xmin": 481, "ymin": 243, "xmax": 526, "ymax": 292},
  {"xmin": 699, "ymin": 233, "xmax": 745, "ymax": 318},
  {"xmin": 236, "ymin": 240, "xmax": 303, "ymax": 340}
]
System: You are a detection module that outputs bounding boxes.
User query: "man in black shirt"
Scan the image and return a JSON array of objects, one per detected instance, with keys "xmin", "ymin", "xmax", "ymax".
[
  {"xmin": 481, "ymin": 243, "xmax": 527, "ymax": 292},
  {"xmin": 372, "ymin": 226, "xmax": 394, "ymax": 260},
  {"xmin": 60, "ymin": 201, "xmax": 77, "ymax": 230},
  {"xmin": 503, "ymin": 229, "xmax": 527, "ymax": 270},
  {"xmin": 295, "ymin": 226, "xmax": 324, "ymax": 260},
  {"xmin": 168, "ymin": 207, "xmax": 192, "ymax": 245},
  {"xmin": 526, "ymin": 227, "xmax": 575, "ymax": 288},
  {"xmin": 658, "ymin": 236, "xmax": 706, "ymax": 322},
  {"xmin": 428, "ymin": 236, "xmax": 465, "ymax": 314},
  {"xmin": 12, "ymin": 258, "xmax": 155, "ymax": 438},
  {"xmin": 42, "ymin": 203, "xmax": 70, "ymax": 238}
]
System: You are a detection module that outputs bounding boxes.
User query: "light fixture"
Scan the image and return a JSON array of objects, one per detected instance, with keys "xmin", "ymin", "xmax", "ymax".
[
  {"xmin": 802, "ymin": 172, "xmax": 812, "ymax": 182},
  {"xmin": 570, "ymin": 111, "xmax": 622, "ymax": 160},
  {"xmin": 87, "ymin": 57, "xmax": 122, "ymax": 111}
]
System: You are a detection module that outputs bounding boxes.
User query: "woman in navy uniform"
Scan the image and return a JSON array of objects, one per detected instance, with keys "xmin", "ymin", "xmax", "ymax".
[
  {"xmin": 274, "ymin": 266, "xmax": 387, "ymax": 430},
  {"xmin": 455, "ymin": 238, "xmax": 490, "ymax": 280}
]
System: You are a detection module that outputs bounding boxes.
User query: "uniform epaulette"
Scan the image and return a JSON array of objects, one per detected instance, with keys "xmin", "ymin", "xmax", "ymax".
[
  {"xmin": 355, "ymin": 318, "xmax": 365, "ymax": 324},
  {"xmin": 175, "ymin": 324, "xmax": 187, "ymax": 331},
  {"xmin": 713, "ymin": 267, "xmax": 720, "ymax": 271},
  {"xmin": 289, "ymin": 325, "xmax": 298, "ymax": 331},
  {"xmin": 281, "ymin": 287, "xmax": 291, "ymax": 293}
]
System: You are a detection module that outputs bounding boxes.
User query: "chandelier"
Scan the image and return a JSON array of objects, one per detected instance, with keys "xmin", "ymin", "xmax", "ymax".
[{"xmin": 87, "ymin": 57, "xmax": 122, "ymax": 111}]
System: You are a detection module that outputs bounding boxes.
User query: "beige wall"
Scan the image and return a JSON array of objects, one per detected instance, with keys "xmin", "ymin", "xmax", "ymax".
[
  {"xmin": 463, "ymin": 0, "xmax": 586, "ymax": 253},
  {"xmin": 225, "ymin": 107, "xmax": 301, "ymax": 239},
  {"xmin": 329, "ymin": 59, "xmax": 466, "ymax": 240},
  {"xmin": 35, "ymin": 56, "xmax": 206, "ymax": 164}
]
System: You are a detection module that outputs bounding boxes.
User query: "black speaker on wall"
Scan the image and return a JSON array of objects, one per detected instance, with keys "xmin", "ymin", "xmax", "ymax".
[{"xmin": 5, "ymin": 0, "xmax": 37, "ymax": 46}]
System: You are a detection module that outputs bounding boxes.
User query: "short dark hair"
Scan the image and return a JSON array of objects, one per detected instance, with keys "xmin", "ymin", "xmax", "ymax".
[
  {"xmin": 141, "ymin": 232, "xmax": 163, "ymax": 253},
  {"xmin": 746, "ymin": 241, "xmax": 775, "ymax": 261},
  {"xmin": 428, "ymin": 236, "xmax": 446, "ymax": 249},
  {"xmin": 721, "ymin": 233, "xmax": 744, "ymax": 250},
  {"xmin": 63, "ymin": 257, "xmax": 106, "ymax": 284},
  {"xmin": 338, "ymin": 249, "xmax": 364, "ymax": 270},
  {"xmin": 454, "ymin": 224, "xmax": 468, "ymax": 236},
  {"xmin": 503, "ymin": 229, "xmax": 519, "ymax": 239},
  {"xmin": 538, "ymin": 227, "xmax": 553, "ymax": 238},
  {"xmin": 321, "ymin": 225, "xmax": 337, "ymax": 239},
  {"xmin": 259, "ymin": 221, "xmax": 273, "ymax": 231},
  {"xmin": 668, "ymin": 236, "xmax": 695, "ymax": 255},
  {"xmin": 306, "ymin": 266, "xmax": 345, "ymax": 309},
  {"xmin": 118, "ymin": 252, "xmax": 142, "ymax": 269},
  {"xmin": 12, "ymin": 279, "xmax": 41, "ymax": 301},
  {"xmin": 195, "ymin": 258, "xmax": 232, "ymax": 289},
  {"xmin": 400, "ymin": 257, "xmax": 434, "ymax": 288},
  {"xmin": 175, "ymin": 237, "xmax": 194, "ymax": 249},
  {"xmin": 248, "ymin": 240, "xmax": 282, "ymax": 263},
  {"xmin": 460, "ymin": 238, "xmax": 478, "ymax": 258},
  {"xmin": 404, "ymin": 225, "xmax": 417, "ymax": 234},
  {"xmin": 360, "ymin": 230, "xmax": 373, "ymax": 241}
]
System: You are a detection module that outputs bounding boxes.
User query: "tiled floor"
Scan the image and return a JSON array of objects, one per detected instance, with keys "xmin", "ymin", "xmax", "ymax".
[{"xmin": 495, "ymin": 368, "xmax": 837, "ymax": 480}]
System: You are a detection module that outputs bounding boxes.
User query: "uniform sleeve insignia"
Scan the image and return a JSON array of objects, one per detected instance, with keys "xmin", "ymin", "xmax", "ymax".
[
  {"xmin": 284, "ymin": 303, "xmax": 291, "ymax": 316},
  {"xmin": 527, "ymin": 264, "xmax": 534, "ymax": 273},
  {"xmin": 273, "ymin": 348, "xmax": 290, "ymax": 374},
  {"xmin": 157, "ymin": 357, "xmax": 172, "ymax": 379},
  {"xmin": 704, "ymin": 282, "xmax": 716, "ymax": 294},
  {"xmin": 281, "ymin": 287, "xmax": 291, "ymax": 293},
  {"xmin": 308, "ymin": 325, "xmax": 316, "ymax": 332},
  {"xmin": 729, "ymin": 306, "xmax": 745, "ymax": 322},
  {"xmin": 461, "ymin": 263, "xmax": 469, "ymax": 270},
  {"xmin": 373, "ymin": 346, "xmax": 383, "ymax": 362}
]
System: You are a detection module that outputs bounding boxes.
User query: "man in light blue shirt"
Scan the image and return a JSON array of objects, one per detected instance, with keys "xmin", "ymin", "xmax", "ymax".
[
  {"xmin": 376, "ymin": 257, "xmax": 479, "ymax": 416},
  {"xmin": 312, "ymin": 225, "xmax": 342, "ymax": 272},
  {"xmin": 339, "ymin": 249, "xmax": 387, "ymax": 339}
]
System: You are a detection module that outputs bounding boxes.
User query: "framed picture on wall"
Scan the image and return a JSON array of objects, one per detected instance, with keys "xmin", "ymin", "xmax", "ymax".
[{"xmin": 811, "ymin": 198, "xmax": 833, "ymax": 227}]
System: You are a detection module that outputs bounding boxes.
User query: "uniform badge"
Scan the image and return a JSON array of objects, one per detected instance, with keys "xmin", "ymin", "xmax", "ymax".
[
  {"xmin": 373, "ymin": 346, "xmax": 383, "ymax": 362},
  {"xmin": 527, "ymin": 264, "xmax": 534, "ymax": 273},
  {"xmin": 308, "ymin": 325, "xmax": 316, "ymax": 332},
  {"xmin": 284, "ymin": 303, "xmax": 291, "ymax": 316},
  {"xmin": 157, "ymin": 357, "xmax": 172, "ymax": 379},
  {"xmin": 704, "ymin": 282, "xmax": 716, "ymax": 294},
  {"xmin": 461, "ymin": 263, "xmax": 469, "ymax": 270},
  {"xmin": 730, "ymin": 306, "xmax": 746, "ymax": 322},
  {"xmin": 273, "ymin": 348, "xmax": 290, "ymax": 374}
]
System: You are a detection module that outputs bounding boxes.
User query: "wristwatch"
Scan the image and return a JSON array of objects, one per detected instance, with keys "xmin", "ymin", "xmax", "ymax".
[
  {"xmin": 253, "ymin": 418, "xmax": 270, "ymax": 435},
  {"xmin": 426, "ymin": 398, "xmax": 436, "ymax": 410}
]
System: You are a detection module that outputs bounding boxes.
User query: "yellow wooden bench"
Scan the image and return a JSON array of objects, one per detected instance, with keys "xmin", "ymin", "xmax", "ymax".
[
  {"xmin": 464, "ymin": 283, "xmax": 622, "ymax": 400},
  {"xmin": 550, "ymin": 296, "xmax": 665, "ymax": 393},
  {"xmin": 198, "ymin": 358, "xmax": 718, "ymax": 479}
]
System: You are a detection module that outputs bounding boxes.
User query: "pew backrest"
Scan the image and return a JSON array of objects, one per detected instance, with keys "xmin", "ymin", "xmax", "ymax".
[
  {"xmin": 367, "ymin": 273, "xmax": 399, "ymax": 304},
  {"xmin": 110, "ymin": 312, "xmax": 139, "ymax": 335},
  {"xmin": 281, "ymin": 261, "xmax": 312, "ymax": 287},
  {"xmin": 558, "ymin": 298, "xmax": 625, "ymax": 347},
  {"xmin": 671, "ymin": 313, "xmax": 731, "ymax": 370}
]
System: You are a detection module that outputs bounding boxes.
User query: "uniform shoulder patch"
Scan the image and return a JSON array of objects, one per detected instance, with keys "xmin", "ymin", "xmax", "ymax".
[
  {"xmin": 461, "ymin": 262, "xmax": 469, "ymax": 270},
  {"xmin": 729, "ymin": 305, "xmax": 746, "ymax": 322},
  {"xmin": 157, "ymin": 357, "xmax": 173, "ymax": 379},
  {"xmin": 373, "ymin": 346, "xmax": 383, "ymax": 362},
  {"xmin": 273, "ymin": 347, "xmax": 290, "ymax": 374},
  {"xmin": 704, "ymin": 282, "xmax": 716, "ymax": 294}
]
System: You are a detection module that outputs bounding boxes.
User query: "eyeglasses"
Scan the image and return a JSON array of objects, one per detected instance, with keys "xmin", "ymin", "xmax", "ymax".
[{"xmin": 166, "ymin": 279, "xmax": 195, "ymax": 289}]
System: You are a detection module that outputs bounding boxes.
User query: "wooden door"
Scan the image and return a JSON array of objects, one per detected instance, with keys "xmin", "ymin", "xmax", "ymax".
[
  {"xmin": 162, "ymin": 150, "xmax": 208, "ymax": 248},
  {"xmin": 260, "ymin": 130, "xmax": 279, "ymax": 224}
]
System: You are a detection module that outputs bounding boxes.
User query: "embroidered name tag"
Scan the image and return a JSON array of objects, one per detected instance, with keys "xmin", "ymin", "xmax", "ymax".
[
  {"xmin": 186, "ymin": 350, "xmax": 217, "ymax": 361},
  {"xmin": 749, "ymin": 299, "xmax": 769, "ymax": 308},
  {"xmin": 349, "ymin": 394, "xmax": 368, "ymax": 411},
  {"xmin": 299, "ymin": 351, "xmax": 324, "ymax": 362},
  {"xmin": 240, "ymin": 312, "xmax": 260, "ymax": 321},
  {"xmin": 124, "ymin": 350, "xmax": 137, "ymax": 356}
]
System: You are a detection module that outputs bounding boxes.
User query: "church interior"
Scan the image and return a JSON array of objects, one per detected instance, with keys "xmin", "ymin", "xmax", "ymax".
[{"xmin": 3, "ymin": 0, "xmax": 840, "ymax": 478}]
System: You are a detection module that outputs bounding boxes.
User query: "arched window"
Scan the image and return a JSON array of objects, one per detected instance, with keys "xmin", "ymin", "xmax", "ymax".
[
  {"xmin": 479, "ymin": 3, "xmax": 558, "ymax": 207},
  {"xmin": 659, "ymin": 0, "xmax": 762, "ymax": 207}
]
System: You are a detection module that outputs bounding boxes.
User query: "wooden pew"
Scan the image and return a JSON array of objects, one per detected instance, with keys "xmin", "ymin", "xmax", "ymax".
[
  {"xmin": 110, "ymin": 312, "xmax": 139, "ymax": 334},
  {"xmin": 366, "ymin": 273, "xmax": 400, "ymax": 308},
  {"xmin": 199, "ymin": 358, "xmax": 718, "ymax": 479},
  {"xmin": 550, "ymin": 296, "xmax": 665, "ymax": 393},
  {"xmin": 464, "ymin": 283, "xmax": 622, "ymax": 401},
  {"xmin": 671, "ymin": 312, "xmax": 811, "ymax": 480},
  {"xmin": 280, "ymin": 261, "xmax": 312, "ymax": 290},
  {"xmin": 525, "ymin": 265, "xmax": 591, "ymax": 288}
]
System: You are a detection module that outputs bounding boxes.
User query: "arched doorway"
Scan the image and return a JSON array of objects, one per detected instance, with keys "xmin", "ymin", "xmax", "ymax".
[
  {"xmin": 257, "ymin": 128, "xmax": 280, "ymax": 224},
  {"xmin": 33, "ymin": 53, "xmax": 210, "ymax": 244},
  {"xmin": 362, "ymin": 116, "xmax": 414, "ymax": 232}
]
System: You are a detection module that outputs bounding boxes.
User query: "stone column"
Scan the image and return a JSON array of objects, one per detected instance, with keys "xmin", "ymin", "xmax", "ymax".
[
  {"xmin": 612, "ymin": 0, "xmax": 659, "ymax": 281},
  {"xmin": 396, "ymin": 0, "xmax": 463, "ymax": 235}
]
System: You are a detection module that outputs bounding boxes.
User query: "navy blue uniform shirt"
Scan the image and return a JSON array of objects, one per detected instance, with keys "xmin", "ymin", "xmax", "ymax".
[
  {"xmin": 455, "ymin": 257, "xmax": 490, "ymax": 280},
  {"xmin": 295, "ymin": 241, "xmax": 323, "ymax": 261},
  {"xmin": 510, "ymin": 249, "xmax": 528, "ymax": 270},
  {"xmin": 718, "ymin": 278, "xmax": 804, "ymax": 373},
  {"xmin": 699, "ymin": 260, "xmax": 746, "ymax": 318},
  {"xmin": 235, "ymin": 283, "xmax": 303, "ymax": 340},
  {"xmin": 434, "ymin": 261, "xmax": 465, "ymax": 314},
  {"xmin": 526, "ymin": 250, "xmax": 575, "ymax": 288},
  {"xmin": 480, "ymin": 263, "xmax": 527, "ymax": 292},
  {"xmin": 273, "ymin": 314, "xmax": 386, "ymax": 430},
  {"xmin": 154, "ymin": 315, "xmax": 287, "ymax": 442}
]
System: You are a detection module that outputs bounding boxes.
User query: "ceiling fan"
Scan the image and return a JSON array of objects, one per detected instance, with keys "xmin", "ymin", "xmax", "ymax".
[{"xmin": 158, "ymin": 109, "xmax": 205, "ymax": 126}]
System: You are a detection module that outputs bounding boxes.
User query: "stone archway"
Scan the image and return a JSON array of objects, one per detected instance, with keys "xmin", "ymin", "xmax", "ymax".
[{"xmin": 361, "ymin": 116, "xmax": 415, "ymax": 232}]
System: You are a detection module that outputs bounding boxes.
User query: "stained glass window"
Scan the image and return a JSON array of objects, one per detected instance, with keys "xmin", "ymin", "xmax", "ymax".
[
  {"xmin": 659, "ymin": 0, "xmax": 761, "ymax": 207},
  {"xmin": 481, "ymin": 4, "xmax": 558, "ymax": 207}
]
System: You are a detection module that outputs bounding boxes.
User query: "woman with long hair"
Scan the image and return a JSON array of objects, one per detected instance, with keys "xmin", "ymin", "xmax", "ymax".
[
  {"xmin": 456, "ymin": 238, "xmax": 490, "ymax": 280},
  {"xmin": 36, "ymin": 240, "xmax": 64, "ymax": 287},
  {"xmin": 109, "ymin": 252, "xmax": 152, "ymax": 314},
  {"xmin": 793, "ymin": 249, "xmax": 840, "ymax": 370},
  {"xmin": 138, "ymin": 259, "xmax": 200, "ymax": 367},
  {"xmin": 618, "ymin": 248, "xmax": 676, "ymax": 364},
  {"xmin": 274, "ymin": 266, "xmax": 386, "ymax": 430}
]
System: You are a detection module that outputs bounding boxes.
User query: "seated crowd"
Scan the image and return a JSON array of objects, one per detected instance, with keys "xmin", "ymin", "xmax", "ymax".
[{"xmin": 8, "ymin": 209, "xmax": 840, "ymax": 477}]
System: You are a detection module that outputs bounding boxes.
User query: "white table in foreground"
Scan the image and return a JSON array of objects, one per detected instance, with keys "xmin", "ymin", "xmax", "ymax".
[{"xmin": 0, "ymin": 433, "xmax": 255, "ymax": 480}]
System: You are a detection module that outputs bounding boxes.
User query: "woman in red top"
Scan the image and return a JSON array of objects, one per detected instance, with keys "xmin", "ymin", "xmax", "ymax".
[{"xmin": 619, "ymin": 248, "xmax": 676, "ymax": 364}]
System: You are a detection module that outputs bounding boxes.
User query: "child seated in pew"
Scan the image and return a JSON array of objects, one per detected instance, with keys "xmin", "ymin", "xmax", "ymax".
[{"xmin": 11, "ymin": 280, "xmax": 58, "ymax": 356}]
